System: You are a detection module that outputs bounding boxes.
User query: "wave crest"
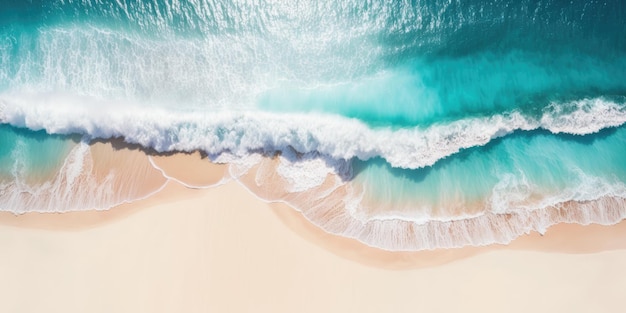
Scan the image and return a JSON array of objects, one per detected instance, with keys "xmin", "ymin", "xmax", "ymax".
[{"xmin": 1, "ymin": 93, "xmax": 624, "ymax": 169}]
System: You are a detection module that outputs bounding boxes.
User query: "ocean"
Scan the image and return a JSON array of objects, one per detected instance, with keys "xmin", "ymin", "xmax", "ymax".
[{"xmin": 1, "ymin": 0, "xmax": 625, "ymax": 250}]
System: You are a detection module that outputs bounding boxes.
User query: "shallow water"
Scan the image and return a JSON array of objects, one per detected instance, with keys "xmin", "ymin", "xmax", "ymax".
[{"xmin": 1, "ymin": 0, "xmax": 625, "ymax": 250}]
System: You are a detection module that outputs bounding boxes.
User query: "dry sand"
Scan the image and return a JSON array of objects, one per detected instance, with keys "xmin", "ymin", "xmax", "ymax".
[{"xmin": 0, "ymin": 148, "xmax": 625, "ymax": 313}]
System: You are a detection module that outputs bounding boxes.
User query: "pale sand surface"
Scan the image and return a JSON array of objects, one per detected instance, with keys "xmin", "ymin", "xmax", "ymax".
[
  {"xmin": 0, "ymin": 151, "xmax": 625, "ymax": 313},
  {"xmin": 150, "ymin": 151, "xmax": 228, "ymax": 187}
]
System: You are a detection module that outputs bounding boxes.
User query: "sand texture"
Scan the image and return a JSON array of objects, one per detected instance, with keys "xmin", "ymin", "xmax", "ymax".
[{"xmin": 0, "ymin": 149, "xmax": 625, "ymax": 313}]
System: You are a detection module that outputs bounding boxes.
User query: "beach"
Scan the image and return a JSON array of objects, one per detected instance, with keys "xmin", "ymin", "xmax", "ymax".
[
  {"xmin": 0, "ymin": 145, "xmax": 625, "ymax": 313},
  {"xmin": 2, "ymin": 1, "xmax": 626, "ymax": 312}
]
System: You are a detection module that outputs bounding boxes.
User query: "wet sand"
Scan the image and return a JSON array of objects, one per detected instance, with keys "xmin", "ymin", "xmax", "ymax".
[{"xmin": 0, "ymin": 146, "xmax": 624, "ymax": 312}]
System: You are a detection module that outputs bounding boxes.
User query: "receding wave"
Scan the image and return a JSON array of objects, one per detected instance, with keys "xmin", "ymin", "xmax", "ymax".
[
  {"xmin": 0, "ymin": 138, "xmax": 170, "ymax": 213},
  {"xmin": 232, "ymin": 126, "xmax": 626, "ymax": 250},
  {"xmin": 2, "ymin": 122, "xmax": 626, "ymax": 251}
]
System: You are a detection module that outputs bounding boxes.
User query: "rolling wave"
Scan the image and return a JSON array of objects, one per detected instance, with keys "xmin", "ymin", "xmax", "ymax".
[{"xmin": 1, "ymin": 94, "xmax": 624, "ymax": 169}]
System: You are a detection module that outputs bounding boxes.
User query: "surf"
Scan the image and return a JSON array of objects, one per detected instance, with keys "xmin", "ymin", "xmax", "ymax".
[{"xmin": 1, "ymin": 0, "xmax": 625, "ymax": 251}]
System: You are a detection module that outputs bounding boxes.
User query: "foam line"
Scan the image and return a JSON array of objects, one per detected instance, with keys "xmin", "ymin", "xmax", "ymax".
[
  {"xmin": 1, "ymin": 93, "xmax": 624, "ymax": 169},
  {"xmin": 232, "ymin": 151, "xmax": 626, "ymax": 251},
  {"xmin": 0, "ymin": 140, "xmax": 170, "ymax": 213}
]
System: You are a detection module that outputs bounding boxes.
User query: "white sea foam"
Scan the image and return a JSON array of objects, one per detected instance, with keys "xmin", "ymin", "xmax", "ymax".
[
  {"xmin": 1, "ymin": 24, "xmax": 380, "ymax": 109},
  {"xmin": 347, "ymin": 195, "xmax": 626, "ymax": 250},
  {"xmin": 276, "ymin": 149, "xmax": 352, "ymax": 193},
  {"xmin": 1, "ymin": 96, "xmax": 625, "ymax": 249},
  {"xmin": 2, "ymin": 2, "xmax": 625, "ymax": 251},
  {"xmin": 1, "ymin": 92, "xmax": 624, "ymax": 170},
  {"xmin": 541, "ymin": 98, "xmax": 626, "ymax": 134},
  {"xmin": 0, "ymin": 140, "xmax": 168, "ymax": 213},
  {"xmin": 239, "ymin": 149, "xmax": 626, "ymax": 251},
  {"xmin": 489, "ymin": 169, "xmax": 626, "ymax": 215}
]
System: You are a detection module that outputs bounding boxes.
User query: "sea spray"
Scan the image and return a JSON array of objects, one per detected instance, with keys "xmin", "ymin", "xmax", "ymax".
[{"xmin": 1, "ymin": 96, "xmax": 625, "ymax": 169}]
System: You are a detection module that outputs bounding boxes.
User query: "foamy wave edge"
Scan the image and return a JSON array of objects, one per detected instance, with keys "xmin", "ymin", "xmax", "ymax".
[
  {"xmin": 0, "ymin": 139, "xmax": 230, "ymax": 214},
  {"xmin": 0, "ymin": 94, "xmax": 624, "ymax": 170},
  {"xmin": 2, "ymin": 94, "xmax": 626, "ymax": 251},
  {"xmin": 302, "ymin": 194, "xmax": 626, "ymax": 251},
  {"xmin": 233, "ymin": 151, "xmax": 626, "ymax": 251},
  {"xmin": 2, "ymin": 138, "xmax": 625, "ymax": 251},
  {"xmin": 0, "ymin": 140, "xmax": 165, "ymax": 213}
]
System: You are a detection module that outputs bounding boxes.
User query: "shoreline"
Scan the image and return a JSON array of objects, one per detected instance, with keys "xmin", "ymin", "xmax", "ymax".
[
  {"xmin": 1, "ymin": 145, "xmax": 625, "ymax": 312},
  {"xmin": 2, "ymin": 168, "xmax": 626, "ymax": 267},
  {"xmin": 1, "ymin": 139, "xmax": 625, "ymax": 258},
  {"xmin": 1, "ymin": 177, "xmax": 625, "ymax": 312}
]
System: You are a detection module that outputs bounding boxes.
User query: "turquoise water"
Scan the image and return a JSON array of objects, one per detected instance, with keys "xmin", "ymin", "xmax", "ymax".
[
  {"xmin": 1, "ymin": 0, "xmax": 625, "ymax": 249},
  {"xmin": 353, "ymin": 127, "xmax": 626, "ymax": 219},
  {"xmin": 260, "ymin": 52, "xmax": 626, "ymax": 127},
  {"xmin": 0, "ymin": 125, "xmax": 75, "ymax": 180}
]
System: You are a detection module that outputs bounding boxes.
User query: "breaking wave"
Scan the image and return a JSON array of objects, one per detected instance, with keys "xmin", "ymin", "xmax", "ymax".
[
  {"xmin": 1, "ymin": 0, "xmax": 626, "ymax": 251},
  {"xmin": 1, "ymin": 94, "xmax": 624, "ymax": 169}
]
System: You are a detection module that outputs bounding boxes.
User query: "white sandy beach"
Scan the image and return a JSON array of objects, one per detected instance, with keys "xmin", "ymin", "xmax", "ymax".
[{"xmin": 0, "ymin": 146, "xmax": 625, "ymax": 313}]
